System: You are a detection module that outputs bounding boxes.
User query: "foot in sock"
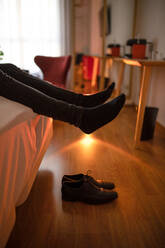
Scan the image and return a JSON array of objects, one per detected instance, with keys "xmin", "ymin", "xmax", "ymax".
[
  {"xmin": 80, "ymin": 82, "xmax": 115, "ymax": 107},
  {"xmin": 78, "ymin": 93, "xmax": 126, "ymax": 134}
]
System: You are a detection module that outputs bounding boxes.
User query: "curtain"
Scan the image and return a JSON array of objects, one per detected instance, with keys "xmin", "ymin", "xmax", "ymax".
[
  {"xmin": 0, "ymin": 0, "xmax": 71, "ymax": 72},
  {"xmin": 60, "ymin": 0, "xmax": 72, "ymax": 56}
]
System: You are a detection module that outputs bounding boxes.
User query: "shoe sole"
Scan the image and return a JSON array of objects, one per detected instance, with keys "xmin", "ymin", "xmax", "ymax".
[{"xmin": 62, "ymin": 195, "xmax": 118, "ymax": 204}]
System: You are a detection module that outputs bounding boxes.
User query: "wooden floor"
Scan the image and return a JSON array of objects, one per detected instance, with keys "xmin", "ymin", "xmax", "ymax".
[{"xmin": 6, "ymin": 106, "xmax": 165, "ymax": 248}]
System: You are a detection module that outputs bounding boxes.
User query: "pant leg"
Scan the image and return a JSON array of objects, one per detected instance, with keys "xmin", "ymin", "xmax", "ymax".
[
  {"xmin": 0, "ymin": 69, "xmax": 82, "ymax": 126},
  {"xmin": 0, "ymin": 63, "xmax": 84, "ymax": 106}
]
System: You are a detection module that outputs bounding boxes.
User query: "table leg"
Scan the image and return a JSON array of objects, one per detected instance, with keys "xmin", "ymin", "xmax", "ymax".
[
  {"xmin": 134, "ymin": 65, "xmax": 151, "ymax": 148},
  {"xmin": 115, "ymin": 62, "xmax": 125, "ymax": 96},
  {"xmin": 91, "ymin": 57, "xmax": 99, "ymax": 90}
]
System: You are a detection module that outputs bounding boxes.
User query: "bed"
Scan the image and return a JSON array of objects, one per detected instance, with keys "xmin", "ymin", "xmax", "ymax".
[{"xmin": 0, "ymin": 96, "xmax": 53, "ymax": 248}]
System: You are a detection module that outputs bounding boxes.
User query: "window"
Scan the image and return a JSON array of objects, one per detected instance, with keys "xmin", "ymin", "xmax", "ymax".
[{"xmin": 0, "ymin": 0, "xmax": 62, "ymax": 72}]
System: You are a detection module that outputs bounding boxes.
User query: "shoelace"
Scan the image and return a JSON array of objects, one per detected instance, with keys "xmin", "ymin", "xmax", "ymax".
[
  {"xmin": 85, "ymin": 170, "xmax": 104, "ymax": 191},
  {"xmin": 86, "ymin": 170, "xmax": 103, "ymax": 183}
]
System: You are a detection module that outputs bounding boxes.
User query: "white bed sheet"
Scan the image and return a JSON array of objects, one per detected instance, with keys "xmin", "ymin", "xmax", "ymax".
[
  {"xmin": 0, "ymin": 97, "xmax": 53, "ymax": 248},
  {"xmin": 0, "ymin": 96, "xmax": 37, "ymax": 133}
]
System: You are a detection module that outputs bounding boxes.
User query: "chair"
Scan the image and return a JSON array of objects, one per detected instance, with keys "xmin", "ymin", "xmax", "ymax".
[
  {"xmin": 82, "ymin": 55, "xmax": 100, "ymax": 92},
  {"xmin": 34, "ymin": 55, "xmax": 71, "ymax": 88}
]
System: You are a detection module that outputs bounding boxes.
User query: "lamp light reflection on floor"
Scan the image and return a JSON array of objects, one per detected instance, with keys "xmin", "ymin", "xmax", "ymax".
[{"xmin": 80, "ymin": 135, "xmax": 95, "ymax": 146}]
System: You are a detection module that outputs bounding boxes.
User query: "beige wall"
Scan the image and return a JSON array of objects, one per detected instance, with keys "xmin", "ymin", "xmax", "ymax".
[
  {"xmin": 89, "ymin": 0, "xmax": 102, "ymax": 56},
  {"xmin": 74, "ymin": 0, "xmax": 165, "ymax": 126},
  {"xmin": 105, "ymin": 0, "xmax": 135, "ymax": 96},
  {"xmin": 106, "ymin": 0, "xmax": 134, "ymax": 46},
  {"xmin": 133, "ymin": 0, "xmax": 165, "ymax": 126},
  {"xmin": 74, "ymin": 0, "xmax": 91, "ymax": 54},
  {"xmin": 74, "ymin": 0, "xmax": 103, "ymax": 56},
  {"xmin": 106, "ymin": 0, "xmax": 165, "ymax": 126}
]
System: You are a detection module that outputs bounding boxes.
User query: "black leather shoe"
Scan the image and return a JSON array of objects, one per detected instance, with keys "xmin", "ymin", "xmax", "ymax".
[
  {"xmin": 61, "ymin": 178, "xmax": 118, "ymax": 204},
  {"xmin": 62, "ymin": 172, "xmax": 115, "ymax": 190}
]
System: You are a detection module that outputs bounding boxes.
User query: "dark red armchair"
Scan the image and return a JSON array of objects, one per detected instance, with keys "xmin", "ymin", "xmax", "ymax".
[{"xmin": 34, "ymin": 55, "xmax": 72, "ymax": 88}]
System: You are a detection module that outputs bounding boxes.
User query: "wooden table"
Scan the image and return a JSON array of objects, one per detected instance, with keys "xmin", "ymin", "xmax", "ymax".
[{"xmin": 112, "ymin": 57, "xmax": 165, "ymax": 148}]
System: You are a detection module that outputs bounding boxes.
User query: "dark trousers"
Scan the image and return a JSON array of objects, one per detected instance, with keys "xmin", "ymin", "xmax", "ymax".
[
  {"xmin": 0, "ymin": 63, "xmax": 82, "ymax": 105},
  {"xmin": 0, "ymin": 64, "xmax": 82, "ymax": 124}
]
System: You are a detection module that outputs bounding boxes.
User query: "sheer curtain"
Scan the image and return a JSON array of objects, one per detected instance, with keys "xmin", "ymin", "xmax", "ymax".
[{"xmin": 0, "ymin": 0, "xmax": 70, "ymax": 72}]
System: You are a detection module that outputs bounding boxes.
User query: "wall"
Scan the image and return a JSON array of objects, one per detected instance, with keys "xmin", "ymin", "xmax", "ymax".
[
  {"xmin": 89, "ymin": 0, "xmax": 102, "ymax": 56},
  {"xmin": 106, "ymin": 0, "xmax": 165, "ymax": 126},
  {"xmin": 106, "ymin": 0, "xmax": 134, "ymax": 46},
  {"xmin": 75, "ymin": 0, "xmax": 91, "ymax": 54},
  {"xmin": 133, "ymin": 0, "xmax": 165, "ymax": 126},
  {"xmin": 74, "ymin": 0, "xmax": 103, "ymax": 56},
  {"xmin": 74, "ymin": 0, "xmax": 165, "ymax": 126},
  {"xmin": 106, "ymin": 0, "xmax": 135, "ymax": 95}
]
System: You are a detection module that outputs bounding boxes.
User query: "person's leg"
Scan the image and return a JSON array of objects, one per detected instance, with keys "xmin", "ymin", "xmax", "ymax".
[
  {"xmin": 0, "ymin": 63, "xmax": 115, "ymax": 107},
  {"xmin": 0, "ymin": 69, "xmax": 125, "ymax": 134}
]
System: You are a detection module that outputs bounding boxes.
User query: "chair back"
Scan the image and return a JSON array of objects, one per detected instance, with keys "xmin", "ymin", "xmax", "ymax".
[{"xmin": 34, "ymin": 55, "xmax": 71, "ymax": 87}]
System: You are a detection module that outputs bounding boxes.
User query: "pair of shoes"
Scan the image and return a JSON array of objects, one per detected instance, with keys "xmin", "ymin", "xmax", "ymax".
[
  {"xmin": 62, "ymin": 171, "xmax": 115, "ymax": 189},
  {"xmin": 61, "ymin": 172, "xmax": 118, "ymax": 204}
]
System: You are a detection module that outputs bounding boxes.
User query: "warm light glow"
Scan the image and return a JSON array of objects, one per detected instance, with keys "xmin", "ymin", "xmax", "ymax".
[
  {"xmin": 94, "ymin": 138, "xmax": 152, "ymax": 169},
  {"xmin": 80, "ymin": 135, "xmax": 94, "ymax": 146},
  {"xmin": 123, "ymin": 59, "xmax": 141, "ymax": 67}
]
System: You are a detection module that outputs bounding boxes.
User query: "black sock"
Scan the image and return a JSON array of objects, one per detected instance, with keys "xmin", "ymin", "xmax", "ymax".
[
  {"xmin": 79, "ymin": 82, "xmax": 115, "ymax": 107},
  {"xmin": 79, "ymin": 94, "xmax": 125, "ymax": 134}
]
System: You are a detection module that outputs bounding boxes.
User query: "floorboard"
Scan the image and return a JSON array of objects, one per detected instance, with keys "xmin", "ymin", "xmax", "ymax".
[{"xmin": 6, "ymin": 106, "xmax": 165, "ymax": 248}]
